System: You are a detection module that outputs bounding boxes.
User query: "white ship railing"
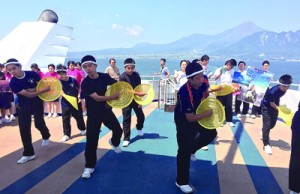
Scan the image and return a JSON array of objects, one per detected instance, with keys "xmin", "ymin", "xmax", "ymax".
[{"xmin": 141, "ymin": 75, "xmax": 300, "ymax": 112}]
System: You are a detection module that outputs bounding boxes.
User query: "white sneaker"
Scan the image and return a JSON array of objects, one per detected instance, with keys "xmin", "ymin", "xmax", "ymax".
[
  {"xmin": 60, "ymin": 135, "xmax": 70, "ymax": 142},
  {"xmin": 246, "ymin": 114, "xmax": 250, "ymax": 118},
  {"xmin": 137, "ymin": 130, "xmax": 144, "ymax": 136},
  {"xmin": 290, "ymin": 190, "xmax": 300, "ymax": 194},
  {"xmin": 17, "ymin": 155, "xmax": 36, "ymax": 164},
  {"xmin": 264, "ymin": 145, "xmax": 272, "ymax": 155},
  {"xmin": 5, "ymin": 115, "xmax": 10, "ymax": 120},
  {"xmin": 52, "ymin": 113, "xmax": 58, "ymax": 118},
  {"xmin": 237, "ymin": 114, "xmax": 242, "ymax": 118},
  {"xmin": 175, "ymin": 182, "xmax": 193, "ymax": 193},
  {"xmin": 82, "ymin": 168, "xmax": 94, "ymax": 179},
  {"xmin": 10, "ymin": 115, "xmax": 16, "ymax": 121},
  {"xmin": 251, "ymin": 114, "xmax": 256, "ymax": 119},
  {"xmin": 190, "ymin": 154, "xmax": 197, "ymax": 161},
  {"xmin": 80, "ymin": 130, "xmax": 86, "ymax": 135},
  {"xmin": 201, "ymin": 146, "xmax": 209, "ymax": 151},
  {"xmin": 42, "ymin": 139, "xmax": 50, "ymax": 146},
  {"xmin": 122, "ymin": 140, "xmax": 130, "ymax": 147},
  {"xmin": 47, "ymin": 113, "xmax": 52, "ymax": 118},
  {"xmin": 108, "ymin": 139, "xmax": 122, "ymax": 153},
  {"xmin": 2, "ymin": 118, "xmax": 11, "ymax": 123},
  {"xmin": 228, "ymin": 122, "xmax": 235, "ymax": 127}
]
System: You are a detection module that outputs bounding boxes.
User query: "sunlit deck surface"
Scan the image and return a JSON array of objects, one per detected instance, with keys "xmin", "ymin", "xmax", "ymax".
[{"xmin": 0, "ymin": 102, "xmax": 292, "ymax": 194}]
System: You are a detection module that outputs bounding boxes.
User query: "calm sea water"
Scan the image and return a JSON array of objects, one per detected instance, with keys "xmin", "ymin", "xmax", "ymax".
[{"xmin": 67, "ymin": 58, "xmax": 300, "ymax": 84}]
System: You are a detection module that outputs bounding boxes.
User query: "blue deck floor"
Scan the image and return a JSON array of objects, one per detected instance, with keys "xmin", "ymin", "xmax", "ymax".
[{"xmin": 0, "ymin": 105, "xmax": 290, "ymax": 194}]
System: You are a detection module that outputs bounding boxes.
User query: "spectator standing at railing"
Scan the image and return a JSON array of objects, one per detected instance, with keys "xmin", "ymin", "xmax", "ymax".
[
  {"xmin": 104, "ymin": 58, "xmax": 120, "ymax": 81},
  {"xmin": 31, "ymin": 63, "xmax": 44, "ymax": 79},
  {"xmin": 159, "ymin": 58, "xmax": 170, "ymax": 78},
  {"xmin": 214, "ymin": 59, "xmax": 237, "ymax": 127},
  {"xmin": 200, "ymin": 54, "xmax": 213, "ymax": 79},
  {"xmin": 174, "ymin": 60, "xmax": 188, "ymax": 102},
  {"xmin": 44, "ymin": 64, "xmax": 60, "ymax": 118},
  {"xmin": 234, "ymin": 61, "xmax": 250, "ymax": 118},
  {"xmin": 251, "ymin": 60, "xmax": 271, "ymax": 119}
]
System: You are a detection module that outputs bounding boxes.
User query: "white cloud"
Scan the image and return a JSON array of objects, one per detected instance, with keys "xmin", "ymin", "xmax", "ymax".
[
  {"xmin": 125, "ymin": 25, "xmax": 144, "ymax": 36},
  {"xmin": 112, "ymin": 23, "xmax": 123, "ymax": 30},
  {"xmin": 115, "ymin": 14, "xmax": 120, "ymax": 18},
  {"xmin": 111, "ymin": 24, "xmax": 144, "ymax": 36}
]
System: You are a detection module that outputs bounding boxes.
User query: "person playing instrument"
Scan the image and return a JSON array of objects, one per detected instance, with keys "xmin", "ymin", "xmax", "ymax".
[
  {"xmin": 80, "ymin": 55, "xmax": 123, "ymax": 179},
  {"xmin": 174, "ymin": 61, "xmax": 217, "ymax": 193},
  {"xmin": 56, "ymin": 64, "xmax": 86, "ymax": 142},
  {"xmin": 261, "ymin": 74, "xmax": 292, "ymax": 155},
  {"xmin": 119, "ymin": 58, "xmax": 145, "ymax": 147},
  {"xmin": 5, "ymin": 58, "xmax": 51, "ymax": 164}
]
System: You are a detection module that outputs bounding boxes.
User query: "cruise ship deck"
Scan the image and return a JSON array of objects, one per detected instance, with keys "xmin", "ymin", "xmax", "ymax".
[{"xmin": 0, "ymin": 102, "xmax": 292, "ymax": 194}]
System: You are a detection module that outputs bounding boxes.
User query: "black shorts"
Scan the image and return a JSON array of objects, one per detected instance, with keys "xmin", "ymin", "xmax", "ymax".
[{"xmin": 0, "ymin": 93, "xmax": 12, "ymax": 109}]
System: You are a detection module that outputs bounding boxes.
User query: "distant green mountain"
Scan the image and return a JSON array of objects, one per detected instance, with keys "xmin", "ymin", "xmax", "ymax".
[{"xmin": 68, "ymin": 22, "xmax": 300, "ymax": 60}]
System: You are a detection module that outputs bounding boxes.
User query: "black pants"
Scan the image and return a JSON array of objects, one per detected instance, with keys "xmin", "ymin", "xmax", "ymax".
[
  {"xmin": 122, "ymin": 101, "xmax": 145, "ymax": 141},
  {"xmin": 84, "ymin": 110, "xmax": 123, "ymax": 168},
  {"xmin": 18, "ymin": 101, "xmax": 50, "ymax": 156},
  {"xmin": 217, "ymin": 93, "xmax": 233, "ymax": 122},
  {"xmin": 252, "ymin": 105, "xmax": 262, "ymax": 115},
  {"xmin": 176, "ymin": 121, "xmax": 217, "ymax": 185},
  {"xmin": 261, "ymin": 104, "xmax": 278, "ymax": 146},
  {"xmin": 235, "ymin": 95, "xmax": 249, "ymax": 115},
  {"xmin": 61, "ymin": 102, "xmax": 85, "ymax": 137},
  {"xmin": 289, "ymin": 132, "xmax": 300, "ymax": 193}
]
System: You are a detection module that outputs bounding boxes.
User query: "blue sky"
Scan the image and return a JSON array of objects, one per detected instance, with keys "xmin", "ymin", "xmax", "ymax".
[{"xmin": 1, "ymin": 0, "xmax": 300, "ymax": 52}]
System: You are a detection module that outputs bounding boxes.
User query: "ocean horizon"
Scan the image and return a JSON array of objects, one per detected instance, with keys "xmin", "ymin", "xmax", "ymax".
[{"xmin": 67, "ymin": 57, "xmax": 300, "ymax": 84}]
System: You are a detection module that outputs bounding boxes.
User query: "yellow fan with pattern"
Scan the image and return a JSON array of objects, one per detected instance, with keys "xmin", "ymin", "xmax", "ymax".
[
  {"xmin": 196, "ymin": 97, "xmax": 225, "ymax": 129},
  {"xmin": 105, "ymin": 82, "xmax": 134, "ymax": 108},
  {"xmin": 37, "ymin": 76, "xmax": 62, "ymax": 101},
  {"xmin": 133, "ymin": 84, "xmax": 155, "ymax": 105},
  {"xmin": 211, "ymin": 84, "xmax": 235, "ymax": 96}
]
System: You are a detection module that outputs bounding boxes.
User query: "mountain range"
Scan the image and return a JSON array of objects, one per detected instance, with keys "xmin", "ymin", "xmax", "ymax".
[{"xmin": 67, "ymin": 22, "xmax": 300, "ymax": 60}]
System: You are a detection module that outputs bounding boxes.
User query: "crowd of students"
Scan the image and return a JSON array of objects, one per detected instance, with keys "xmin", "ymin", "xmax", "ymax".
[{"xmin": 1, "ymin": 55, "xmax": 299, "ymax": 194}]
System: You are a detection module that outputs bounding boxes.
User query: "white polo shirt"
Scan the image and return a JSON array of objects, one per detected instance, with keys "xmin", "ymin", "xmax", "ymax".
[{"xmin": 214, "ymin": 67, "xmax": 235, "ymax": 84}]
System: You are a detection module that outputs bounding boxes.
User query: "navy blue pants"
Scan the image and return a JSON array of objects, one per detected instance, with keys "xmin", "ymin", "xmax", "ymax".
[
  {"xmin": 261, "ymin": 104, "xmax": 278, "ymax": 146},
  {"xmin": 217, "ymin": 93, "xmax": 233, "ymax": 122},
  {"xmin": 18, "ymin": 101, "xmax": 50, "ymax": 156},
  {"xmin": 61, "ymin": 102, "xmax": 85, "ymax": 137},
  {"xmin": 84, "ymin": 110, "xmax": 123, "ymax": 168},
  {"xmin": 175, "ymin": 120, "xmax": 217, "ymax": 185},
  {"xmin": 122, "ymin": 101, "xmax": 145, "ymax": 141},
  {"xmin": 289, "ymin": 132, "xmax": 300, "ymax": 193}
]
